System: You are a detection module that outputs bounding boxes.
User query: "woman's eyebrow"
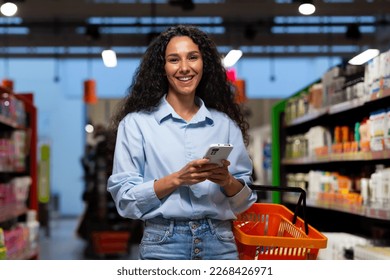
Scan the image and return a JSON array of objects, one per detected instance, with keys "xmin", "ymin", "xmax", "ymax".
[{"xmin": 166, "ymin": 50, "xmax": 200, "ymax": 56}]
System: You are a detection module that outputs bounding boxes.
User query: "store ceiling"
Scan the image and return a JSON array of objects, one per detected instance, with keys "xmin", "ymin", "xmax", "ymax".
[{"xmin": 1, "ymin": 0, "xmax": 390, "ymax": 59}]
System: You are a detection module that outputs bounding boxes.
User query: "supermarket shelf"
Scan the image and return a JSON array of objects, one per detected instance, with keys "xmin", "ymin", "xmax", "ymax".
[
  {"xmin": 286, "ymin": 87, "xmax": 390, "ymax": 128},
  {"xmin": 1, "ymin": 87, "xmax": 39, "ymax": 260},
  {"xmin": 275, "ymin": 61, "xmax": 390, "ymax": 257},
  {"xmin": 328, "ymin": 97, "xmax": 366, "ymax": 115},
  {"xmin": 282, "ymin": 150, "xmax": 390, "ymax": 165},
  {"xmin": 286, "ymin": 108, "xmax": 328, "ymax": 127},
  {"xmin": 284, "ymin": 194, "xmax": 390, "ymax": 220}
]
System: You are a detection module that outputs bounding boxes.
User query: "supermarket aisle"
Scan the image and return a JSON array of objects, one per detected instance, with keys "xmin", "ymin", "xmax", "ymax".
[
  {"xmin": 38, "ymin": 216, "xmax": 85, "ymax": 260},
  {"xmin": 38, "ymin": 216, "xmax": 139, "ymax": 260}
]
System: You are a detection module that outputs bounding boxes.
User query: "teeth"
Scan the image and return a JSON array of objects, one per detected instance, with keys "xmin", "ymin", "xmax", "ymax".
[{"xmin": 178, "ymin": 76, "xmax": 192, "ymax": 81}]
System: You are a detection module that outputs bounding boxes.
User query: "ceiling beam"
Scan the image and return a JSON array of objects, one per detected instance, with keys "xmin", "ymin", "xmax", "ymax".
[
  {"xmin": 0, "ymin": 33, "xmax": 376, "ymax": 48},
  {"xmin": 0, "ymin": 52, "xmax": 355, "ymax": 59},
  {"xmin": 14, "ymin": 1, "xmax": 390, "ymax": 20}
]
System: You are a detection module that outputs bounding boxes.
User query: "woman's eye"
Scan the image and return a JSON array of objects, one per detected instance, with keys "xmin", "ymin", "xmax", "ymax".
[
  {"xmin": 189, "ymin": 55, "xmax": 198, "ymax": 61},
  {"xmin": 167, "ymin": 57, "xmax": 179, "ymax": 63}
]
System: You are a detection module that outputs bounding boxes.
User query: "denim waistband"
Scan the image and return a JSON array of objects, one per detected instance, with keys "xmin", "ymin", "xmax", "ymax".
[
  {"xmin": 145, "ymin": 216, "xmax": 232, "ymax": 235},
  {"xmin": 147, "ymin": 216, "xmax": 214, "ymax": 226}
]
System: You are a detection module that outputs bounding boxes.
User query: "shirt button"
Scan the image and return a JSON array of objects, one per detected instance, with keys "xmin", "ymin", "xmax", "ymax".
[
  {"xmin": 194, "ymin": 248, "xmax": 200, "ymax": 254},
  {"xmin": 194, "ymin": 238, "xmax": 201, "ymax": 244},
  {"xmin": 191, "ymin": 223, "xmax": 199, "ymax": 229}
]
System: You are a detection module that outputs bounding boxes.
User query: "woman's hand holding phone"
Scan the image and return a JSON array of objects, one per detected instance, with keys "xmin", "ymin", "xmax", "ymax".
[{"xmin": 202, "ymin": 144, "xmax": 233, "ymax": 166}]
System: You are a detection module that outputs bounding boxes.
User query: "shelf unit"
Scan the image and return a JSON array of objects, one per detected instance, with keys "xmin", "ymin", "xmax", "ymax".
[
  {"xmin": 0, "ymin": 86, "xmax": 38, "ymax": 260},
  {"xmin": 271, "ymin": 73, "xmax": 390, "ymax": 247}
]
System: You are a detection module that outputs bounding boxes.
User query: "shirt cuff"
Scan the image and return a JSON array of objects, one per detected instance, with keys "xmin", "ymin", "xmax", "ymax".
[
  {"xmin": 227, "ymin": 183, "xmax": 254, "ymax": 211},
  {"xmin": 131, "ymin": 180, "xmax": 161, "ymax": 214}
]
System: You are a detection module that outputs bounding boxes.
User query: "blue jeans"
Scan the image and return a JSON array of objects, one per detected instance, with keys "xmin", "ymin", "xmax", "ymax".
[{"xmin": 139, "ymin": 217, "xmax": 239, "ymax": 260}]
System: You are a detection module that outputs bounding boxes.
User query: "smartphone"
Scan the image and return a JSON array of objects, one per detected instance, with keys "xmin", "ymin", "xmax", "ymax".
[{"xmin": 203, "ymin": 144, "xmax": 233, "ymax": 166}]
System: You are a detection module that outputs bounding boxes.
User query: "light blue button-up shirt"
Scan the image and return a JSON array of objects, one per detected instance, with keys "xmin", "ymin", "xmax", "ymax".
[{"xmin": 107, "ymin": 95, "xmax": 257, "ymax": 221}]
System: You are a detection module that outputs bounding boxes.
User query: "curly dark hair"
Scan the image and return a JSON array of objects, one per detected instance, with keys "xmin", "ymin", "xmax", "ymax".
[{"xmin": 107, "ymin": 25, "xmax": 249, "ymax": 164}]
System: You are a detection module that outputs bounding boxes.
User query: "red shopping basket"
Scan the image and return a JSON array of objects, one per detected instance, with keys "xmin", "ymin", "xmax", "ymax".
[
  {"xmin": 233, "ymin": 185, "xmax": 328, "ymax": 260},
  {"xmin": 91, "ymin": 231, "xmax": 131, "ymax": 255}
]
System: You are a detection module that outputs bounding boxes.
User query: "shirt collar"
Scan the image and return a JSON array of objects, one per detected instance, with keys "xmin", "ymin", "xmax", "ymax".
[{"xmin": 154, "ymin": 95, "xmax": 214, "ymax": 125}]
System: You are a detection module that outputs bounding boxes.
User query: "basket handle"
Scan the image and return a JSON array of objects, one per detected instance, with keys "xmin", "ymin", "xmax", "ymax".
[{"xmin": 249, "ymin": 184, "xmax": 309, "ymax": 235}]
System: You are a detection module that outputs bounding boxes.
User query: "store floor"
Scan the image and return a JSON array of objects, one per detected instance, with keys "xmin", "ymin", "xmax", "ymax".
[{"xmin": 38, "ymin": 216, "xmax": 139, "ymax": 260}]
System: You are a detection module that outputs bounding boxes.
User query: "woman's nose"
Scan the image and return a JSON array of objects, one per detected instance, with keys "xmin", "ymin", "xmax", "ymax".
[{"xmin": 179, "ymin": 60, "xmax": 190, "ymax": 73}]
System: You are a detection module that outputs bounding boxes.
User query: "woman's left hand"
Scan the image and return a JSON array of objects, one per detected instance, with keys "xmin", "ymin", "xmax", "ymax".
[
  {"xmin": 206, "ymin": 160, "xmax": 233, "ymax": 187},
  {"xmin": 207, "ymin": 160, "xmax": 245, "ymax": 197}
]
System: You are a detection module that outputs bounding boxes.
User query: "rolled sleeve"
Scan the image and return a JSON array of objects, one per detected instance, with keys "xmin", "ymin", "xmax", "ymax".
[
  {"xmin": 227, "ymin": 183, "xmax": 257, "ymax": 215},
  {"xmin": 128, "ymin": 180, "xmax": 161, "ymax": 216},
  {"xmin": 109, "ymin": 176, "xmax": 161, "ymax": 219}
]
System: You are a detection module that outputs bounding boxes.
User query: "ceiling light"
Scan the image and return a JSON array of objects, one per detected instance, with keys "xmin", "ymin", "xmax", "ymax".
[
  {"xmin": 298, "ymin": 1, "xmax": 316, "ymax": 16},
  {"xmin": 85, "ymin": 124, "xmax": 94, "ymax": 134},
  {"xmin": 0, "ymin": 2, "xmax": 18, "ymax": 17},
  {"xmin": 101, "ymin": 49, "xmax": 117, "ymax": 68},
  {"xmin": 223, "ymin": 50, "xmax": 243, "ymax": 68},
  {"xmin": 348, "ymin": 49, "xmax": 380, "ymax": 65}
]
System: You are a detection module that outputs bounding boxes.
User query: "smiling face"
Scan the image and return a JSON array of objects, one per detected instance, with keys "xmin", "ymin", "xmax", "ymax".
[{"xmin": 164, "ymin": 36, "xmax": 203, "ymax": 98}]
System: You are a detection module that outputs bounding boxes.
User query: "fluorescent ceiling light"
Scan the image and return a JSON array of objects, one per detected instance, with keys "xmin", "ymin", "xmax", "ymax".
[
  {"xmin": 0, "ymin": 2, "xmax": 18, "ymax": 17},
  {"xmin": 298, "ymin": 2, "xmax": 316, "ymax": 16},
  {"xmin": 223, "ymin": 49, "xmax": 243, "ymax": 68},
  {"xmin": 101, "ymin": 49, "xmax": 117, "ymax": 67},
  {"xmin": 348, "ymin": 49, "xmax": 380, "ymax": 65}
]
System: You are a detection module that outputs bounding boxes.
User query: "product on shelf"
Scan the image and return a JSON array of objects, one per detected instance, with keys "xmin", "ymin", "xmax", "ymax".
[
  {"xmin": 317, "ymin": 232, "xmax": 371, "ymax": 260},
  {"xmin": 25, "ymin": 210, "xmax": 40, "ymax": 251}
]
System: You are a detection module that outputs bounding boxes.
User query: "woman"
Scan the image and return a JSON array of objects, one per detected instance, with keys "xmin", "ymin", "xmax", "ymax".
[{"xmin": 107, "ymin": 25, "xmax": 257, "ymax": 260}]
